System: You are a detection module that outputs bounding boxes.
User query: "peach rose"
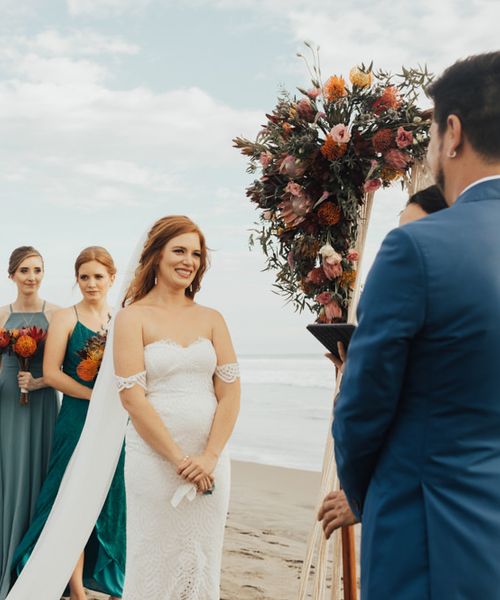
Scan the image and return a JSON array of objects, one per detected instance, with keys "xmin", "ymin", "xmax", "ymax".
[{"xmin": 331, "ymin": 124, "xmax": 351, "ymax": 144}]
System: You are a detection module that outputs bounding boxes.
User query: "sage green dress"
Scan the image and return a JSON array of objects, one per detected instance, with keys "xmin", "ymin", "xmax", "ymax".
[
  {"xmin": 0, "ymin": 304, "xmax": 58, "ymax": 600},
  {"xmin": 11, "ymin": 319, "xmax": 126, "ymax": 597}
]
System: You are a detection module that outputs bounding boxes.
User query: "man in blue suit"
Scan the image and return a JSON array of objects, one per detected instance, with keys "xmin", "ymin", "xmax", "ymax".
[{"xmin": 319, "ymin": 52, "xmax": 500, "ymax": 599}]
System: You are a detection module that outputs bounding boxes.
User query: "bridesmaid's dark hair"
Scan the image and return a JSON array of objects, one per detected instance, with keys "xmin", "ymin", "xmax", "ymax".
[
  {"xmin": 74, "ymin": 246, "xmax": 117, "ymax": 279},
  {"xmin": 8, "ymin": 246, "xmax": 44, "ymax": 276},
  {"xmin": 407, "ymin": 185, "xmax": 448, "ymax": 214},
  {"xmin": 123, "ymin": 215, "xmax": 208, "ymax": 307}
]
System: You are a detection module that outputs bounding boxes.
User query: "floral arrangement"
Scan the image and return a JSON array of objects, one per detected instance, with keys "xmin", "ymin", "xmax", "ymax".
[
  {"xmin": 234, "ymin": 45, "xmax": 433, "ymax": 322},
  {"xmin": 0, "ymin": 328, "xmax": 11, "ymax": 355},
  {"xmin": 1, "ymin": 326, "xmax": 47, "ymax": 404},
  {"xmin": 76, "ymin": 332, "xmax": 107, "ymax": 382}
]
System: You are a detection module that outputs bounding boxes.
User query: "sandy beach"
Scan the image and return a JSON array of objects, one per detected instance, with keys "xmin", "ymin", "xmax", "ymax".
[
  {"xmin": 221, "ymin": 461, "xmax": 322, "ymax": 600},
  {"xmin": 89, "ymin": 459, "xmax": 359, "ymax": 600}
]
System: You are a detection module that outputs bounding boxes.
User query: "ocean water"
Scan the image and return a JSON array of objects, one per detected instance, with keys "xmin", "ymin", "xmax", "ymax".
[{"xmin": 228, "ymin": 355, "xmax": 337, "ymax": 472}]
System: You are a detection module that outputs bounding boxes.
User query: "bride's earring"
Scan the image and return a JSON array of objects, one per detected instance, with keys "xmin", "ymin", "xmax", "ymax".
[{"xmin": 447, "ymin": 149, "xmax": 457, "ymax": 158}]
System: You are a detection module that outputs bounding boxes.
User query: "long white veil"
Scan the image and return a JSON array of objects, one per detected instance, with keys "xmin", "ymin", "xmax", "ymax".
[{"xmin": 7, "ymin": 233, "xmax": 147, "ymax": 600}]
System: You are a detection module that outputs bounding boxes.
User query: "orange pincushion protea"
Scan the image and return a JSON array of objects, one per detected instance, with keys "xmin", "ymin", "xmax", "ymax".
[
  {"xmin": 77, "ymin": 358, "xmax": 99, "ymax": 382},
  {"xmin": 372, "ymin": 129, "xmax": 394, "ymax": 153},
  {"xmin": 339, "ymin": 269, "xmax": 357, "ymax": 289},
  {"xmin": 13, "ymin": 335, "xmax": 37, "ymax": 358},
  {"xmin": 324, "ymin": 76, "xmax": 346, "ymax": 102},
  {"xmin": 381, "ymin": 166, "xmax": 404, "ymax": 181},
  {"xmin": 317, "ymin": 202, "xmax": 342, "ymax": 225},
  {"xmin": 372, "ymin": 86, "xmax": 401, "ymax": 114},
  {"xmin": 321, "ymin": 135, "xmax": 348, "ymax": 161}
]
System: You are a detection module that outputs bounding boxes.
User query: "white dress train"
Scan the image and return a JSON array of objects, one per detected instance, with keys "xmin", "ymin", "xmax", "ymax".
[{"xmin": 122, "ymin": 337, "xmax": 230, "ymax": 600}]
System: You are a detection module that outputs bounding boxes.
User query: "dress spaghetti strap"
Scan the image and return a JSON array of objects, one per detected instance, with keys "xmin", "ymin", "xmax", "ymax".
[
  {"xmin": 73, "ymin": 305, "xmax": 79, "ymax": 320},
  {"xmin": 9, "ymin": 304, "xmax": 13, "ymax": 313},
  {"xmin": 41, "ymin": 301, "xmax": 46, "ymax": 314}
]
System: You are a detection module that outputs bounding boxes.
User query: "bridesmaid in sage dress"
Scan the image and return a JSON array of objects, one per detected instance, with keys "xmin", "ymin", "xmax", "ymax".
[
  {"xmin": 11, "ymin": 247, "xmax": 126, "ymax": 600},
  {"xmin": 0, "ymin": 246, "xmax": 59, "ymax": 600}
]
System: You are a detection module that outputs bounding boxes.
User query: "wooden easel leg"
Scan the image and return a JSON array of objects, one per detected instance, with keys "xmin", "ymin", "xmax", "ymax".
[{"xmin": 341, "ymin": 525, "xmax": 357, "ymax": 600}]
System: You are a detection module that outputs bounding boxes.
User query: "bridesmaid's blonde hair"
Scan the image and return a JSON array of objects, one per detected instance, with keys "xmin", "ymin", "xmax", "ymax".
[
  {"xmin": 8, "ymin": 246, "xmax": 44, "ymax": 276},
  {"xmin": 122, "ymin": 215, "xmax": 208, "ymax": 307}
]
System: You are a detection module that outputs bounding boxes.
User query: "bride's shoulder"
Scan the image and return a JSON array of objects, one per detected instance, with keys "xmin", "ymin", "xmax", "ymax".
[
  {"xmin": 194, "ymin": 304, "xmax": 226, "ymax": 325},
  {"xmin": 115, "ymin": 303, "xmax": 147, "ymax": 327}
]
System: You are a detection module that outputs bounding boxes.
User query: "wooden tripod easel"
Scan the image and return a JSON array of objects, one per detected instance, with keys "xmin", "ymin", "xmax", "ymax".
[
  {"xmin": 298, "ymin": 163, "xmax": 434, "ymax": 600},
  {"xmin": 298, "ymin": 192, "xmax": 375, "ymax": 600}
]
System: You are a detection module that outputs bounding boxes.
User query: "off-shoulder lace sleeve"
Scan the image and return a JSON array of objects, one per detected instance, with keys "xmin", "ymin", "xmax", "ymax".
[
  {"xmin": 115, "ymin": 371, "xmax": 147, "ymax": 392},
  {"xmin": 214, "ymin": 363, "xmax": 240, "ymax": 383}
]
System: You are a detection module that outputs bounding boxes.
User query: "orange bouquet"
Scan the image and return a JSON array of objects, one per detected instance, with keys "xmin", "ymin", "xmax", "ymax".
[
  {"xmin": 10, "ymin": 326, "xmax": 47, "ymax": 405},
  {"xmin": 76, "ymin": 332, "xmax": 107, "ymax": 382}
]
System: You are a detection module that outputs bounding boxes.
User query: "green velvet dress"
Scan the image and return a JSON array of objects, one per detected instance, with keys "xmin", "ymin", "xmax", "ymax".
[
  {"xmin": 0, "ymin": 306, "xmax": 58, "ymax": 600},
  {"xmin": 11, "ymin": 320, "xmax": 126, "ymax": 597}
]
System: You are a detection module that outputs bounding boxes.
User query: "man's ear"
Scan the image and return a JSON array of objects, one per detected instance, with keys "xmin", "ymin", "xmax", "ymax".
[{"xmin": 446, "ymin": 114, "xmax": 463, "ymax": 158}]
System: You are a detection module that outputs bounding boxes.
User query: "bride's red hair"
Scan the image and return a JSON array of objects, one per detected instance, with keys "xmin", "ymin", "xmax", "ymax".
[{"xmin": 122, "ymin": 215, "xmax": 208, "ymax": 306}]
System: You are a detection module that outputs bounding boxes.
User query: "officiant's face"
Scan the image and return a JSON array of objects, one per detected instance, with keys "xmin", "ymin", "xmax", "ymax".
[{"xmin": 158, "ymin": 232, "xmax": 201, "ymax": 292}]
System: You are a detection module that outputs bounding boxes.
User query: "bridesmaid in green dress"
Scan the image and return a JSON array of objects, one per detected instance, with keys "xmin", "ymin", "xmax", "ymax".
[
  {"xmin": 11, "ymin": 247, "xmax": 126, "ymax": 600},
  {"xmin": 0, "ymin": 246, "xmax": 59, "ymax": 600}
]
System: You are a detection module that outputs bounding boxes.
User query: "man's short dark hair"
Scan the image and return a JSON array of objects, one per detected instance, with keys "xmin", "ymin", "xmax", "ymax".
[
  {"xmin": 427, "ymin": 52, "xmax": 500, "ymax": 160},
  {"xmin": 407, "ymin": 185, "xmax": 448, "ymax": 214}
]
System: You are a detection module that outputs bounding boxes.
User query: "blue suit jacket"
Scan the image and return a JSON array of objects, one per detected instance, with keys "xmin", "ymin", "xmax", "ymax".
[{"xmin": 333, "ymin": 178, "xmax": 500, "ymax": 599}]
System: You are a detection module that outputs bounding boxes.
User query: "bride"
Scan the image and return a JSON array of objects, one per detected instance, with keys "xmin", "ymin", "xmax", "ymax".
[
  {"xmin": 115, "ymin": 215, "xmax": 240, "ymax": 598},
  {"xmin": 7, "ymin": 215, "xmax": 240, "ymax": 600}
]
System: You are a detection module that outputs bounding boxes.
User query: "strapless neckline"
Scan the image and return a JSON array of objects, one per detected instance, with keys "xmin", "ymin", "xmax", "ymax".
[{"xmin": 144, "ymin": 336, "xmax": 212, "ymax": 351}]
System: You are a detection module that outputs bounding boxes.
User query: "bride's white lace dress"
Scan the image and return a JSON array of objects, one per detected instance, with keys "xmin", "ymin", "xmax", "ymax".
[{"xmin": 122, "ymin": 337, "xmax": 231, "ymax": 600}]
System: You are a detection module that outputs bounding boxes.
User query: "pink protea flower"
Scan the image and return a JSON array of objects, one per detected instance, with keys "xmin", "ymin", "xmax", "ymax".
[
  {"xmin": 279, "ymin": 155, "xmax": 307, "ymax": 178},
  {"xmin": 324, "ymin": 299, "xmax": 343, "ymax": 321},
  {"xmin": 363, "ymin": 178, "xmax": 382, "ymax": 193},
  {"xmin": 259, "ymin": 151, "xmax": 273, "ymax": 168},
  {"xmin": 296, "ymin": 98, "xmax": 316, "ymax": 122},
  {"xmin": 384, "ymin": 149, "xmax": 411, "ymax": 170},
  {"xmin": 346, "ymin": 248, "xmax": 359, "ymax": 262},
  {"xmin": 278, "ymin": 193, "xmax": 313, "ymax": 228},
  {"xmin": 319, "ymin": 244, "xmax": 343, "ymax": 280},
  {"xmin": 331, "ymin": 124, "xmax": 351, "ymax": 144},
  {"xmin": 395, "ymin": 127, "xmax": 413, "ymax": 149},
  {"xmin": 315, "ymin": 291, "xmax": 333, "ymax": 305},
  {"xmin": 323, "ymin": 261, "xmax": 343, "ymax": 280}
]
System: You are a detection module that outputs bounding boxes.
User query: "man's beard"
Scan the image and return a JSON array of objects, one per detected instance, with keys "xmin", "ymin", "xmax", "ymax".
[{"xmin": 435, "ymin": 162, "xmax": 446, "ymax": 195}]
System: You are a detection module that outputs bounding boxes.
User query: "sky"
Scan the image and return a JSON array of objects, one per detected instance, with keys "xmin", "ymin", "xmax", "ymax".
[{"xmin": 0, "ymin": 0, "xmax": 499, "ymax": 355}]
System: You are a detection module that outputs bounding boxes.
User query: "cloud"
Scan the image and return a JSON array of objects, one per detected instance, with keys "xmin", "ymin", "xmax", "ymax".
[
  {"xmin": 27, "ymin": 29, "xmax": 140, "ymax": 56},
  {"xmin": 0, "ymin": 29, "xmax": 262, "ymax": 212},
  {"xmin": 77, "ymin": 160, "xmax": 181, "ymax": 193},
  {"xmin": 66, "ymin": 0, "xmax": 152, "ymax": 17}
]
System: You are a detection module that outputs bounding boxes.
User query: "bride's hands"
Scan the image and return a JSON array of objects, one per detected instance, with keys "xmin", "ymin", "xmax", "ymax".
[
  {"xmin": 177, "ymin": 453, "xmax": 218, "ymax": 488},
  {"xmin": 196, "ymin": 475, "xmax": 214, "ymax": 494}
]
